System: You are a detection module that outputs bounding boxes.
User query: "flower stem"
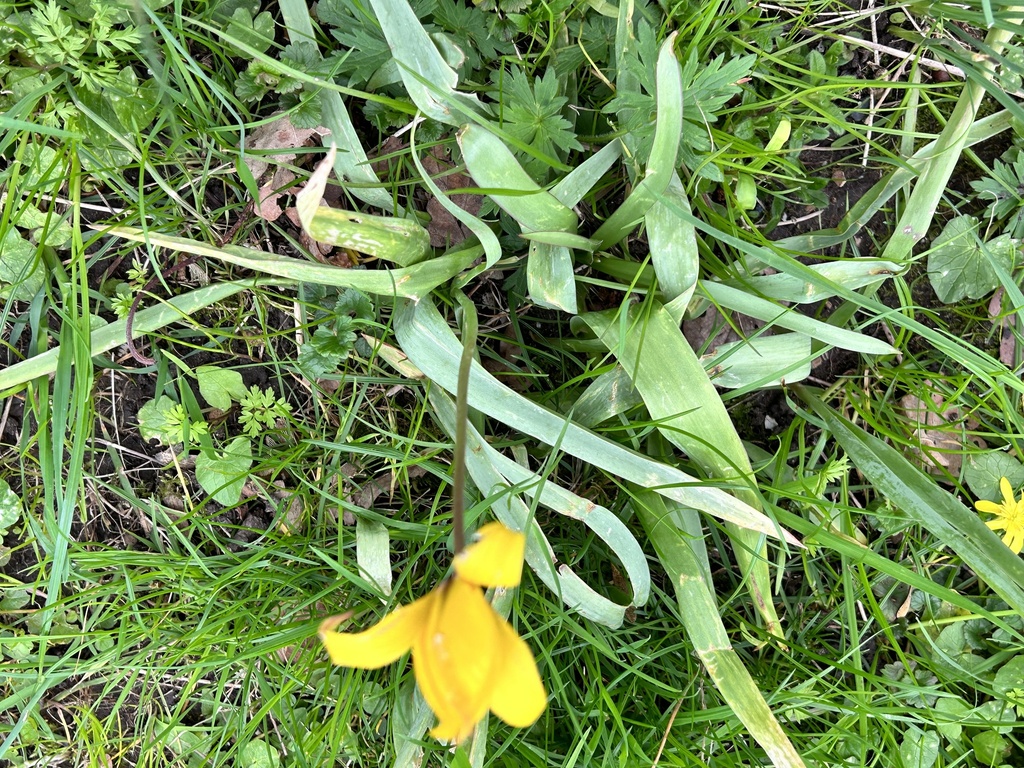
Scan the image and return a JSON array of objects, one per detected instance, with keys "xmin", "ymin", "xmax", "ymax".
[{"xmin": 452, "ymin": 290, "xmax": 479, "ymax": 555}]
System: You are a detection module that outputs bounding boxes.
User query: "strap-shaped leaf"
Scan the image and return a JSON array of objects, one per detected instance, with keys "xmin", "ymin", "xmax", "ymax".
[
  {"xmin": 429, "ymin": 390, "xmax": 641, "ymax": 627},
  {"xmin": 278, "ymin": 0, "xmax": 395, "ymax": 210},
  {"xmin": 297, "ymin": 147, "xmax": 430, "ymax": 265},
  {"xmin": 581, "ymin": 302, "xmax": 783, "ymax": 635},
  {"xmin": 458, "ymin": 124, "xmax": 578, "ymax": 234},
  {"xmin": 646, "ymin": 170, "xmax": 698, "ymax": 322},
  {"xmin": 409, "ymin": 127, "xmax": 502, "ymax": 272},
  {"xmin": 593, "ymin": 32, "xmax": 682, "ymax": 247},
  {"xmin": 705, "ymin": 334, "xmax": 813, "ymax": 389},
  {"xmin": 367, "ymin": 0, "xmax": 485, "ymax": 124},
  {"xmin": 549, "ymin": 141, "xmax": 622, "ymax": 208},
  {"xmin": 590, "ymin": 256, "xmax": 898, "ymax": 356},
  {"xmin": 102, "ymin": 227, "xmax": 478, "ymax": 300},
  {"xmin": 721, "ymin": 260, "xmax": 904, "ymax": 304},
  {"xmin": 635, "ymin": 490, "xmax": 807, "ymax": 768},
  {"xmin": 527, "ymin": 242, "xmax": 577, "ymax": 313},
  {"xmin": 393, "ymin": 296, "xmax": 797, "ymax": 543}
]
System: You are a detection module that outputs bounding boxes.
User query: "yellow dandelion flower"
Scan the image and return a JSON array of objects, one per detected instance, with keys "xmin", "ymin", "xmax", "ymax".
[
  {"xmin": 319, "ymin": 521, "xmax": 547, "ymax": 743},
  {"xmin": 975, "ymin": 476, "xmax": 1024, "ymax": 555}
]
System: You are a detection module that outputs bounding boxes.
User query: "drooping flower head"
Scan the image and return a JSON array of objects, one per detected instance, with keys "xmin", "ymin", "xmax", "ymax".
[
  {"xmin": 319, "ymin": 521, "xmax": 546, "ymax": 743},
  {"xmin": 975, "ymin": 476, "xmax": 1024, "ymax": 554}
]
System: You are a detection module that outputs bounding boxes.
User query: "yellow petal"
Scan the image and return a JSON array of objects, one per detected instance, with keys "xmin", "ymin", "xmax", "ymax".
[
  {"xmin": 319, "ymin": 594, "xmax": 433, "ymax": 669},
  {"xmin": 986, "ymin": 518, "xmax": 1008, "ymax": 532},
  {"xmin": 975, "ymin": 500, "xmax": 1003, "ymax": 515},
  {"xmin": 487, "ymin": 618, "xmax": 546, "ymax": 728},
  {"xmin": 454, "ymin": 521, "xmax": 526, "ymax": 588},
  {"xmin": 413, "ymin": 577, "xmax": 499, "ymax": 742},
  {"xmin": 1012, "ymin": 537, "xmax": 1024, "ymax": 555},
  {"xmin": 1000, "ymin": 477, "xmax": 1016, "ymax": 507},
  {"xmin": 429, "ymin": 716, "xmax": 471, "ymax": 742}
]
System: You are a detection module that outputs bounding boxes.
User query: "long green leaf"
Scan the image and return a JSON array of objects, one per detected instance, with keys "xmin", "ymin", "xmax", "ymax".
[
  {"xmin": 646, "ymin": 171, "xmax": 698, "ymax": 322},
  {"xmin": 296, "ymin": 145, "xmax": 430, "ymax": 265},
  {"xmin": 589, "ymin": 257, "xmax": 898, "ymax": 355},
  {"xmin": 428, "ymin": 389, "xmax": 641, "ymax": 627},
  {"xmin": 801, "ymin": 389, "xmax": 1024, "ymax": 614},
  {"xmin": 368, "ymin": 0, "xmax": 484, "ymax": 124},
  {"xmin": 100, "ymin": 226, "xmax": 477, "ymax": 299},
  {"xmin": 571, "ymin": 365, "xmax": 643, "ymax": 428},
  {"xmin": 278, "ymin": 0, "xmax": 395, "ymax": 210},
  {"xmin": 702, "ymin": 282, "xmax": 897, "ymax": 356},
  {"xmin": 635, "ymin": 490, "xmax": 807, "ymax": 768},
  {"xmin": 581, "ymin": 303, "xmax": 783, "ymax": 635},
  {"xmin": 527, "ymin": 242, "xmax": 577, "ymax": 313},
  {"xmin": 409, "ymin": 124, "xmax": 502, "ymax": 272},
  {"xmin": 393, "ymin": 296, "xmax": 799, "ymax": 543},
  {"xmin": 705, "ymin": 333, "xmax": 812, "ymax": 389},
  {"xmin": 666, "ymin": 206, "xmax": 1024, "ymax": 398},
  {"xmin": 458, "ymin": 124, "xmax": 578, "ymax": 233},
  {"xmin": 593, "ymin": 32, "xmax": 682, "ymax": 247},
  {"xmin": 723, "ymin": 260, "xmax": 904, "ymax": 305},
  {"xmin": 550, "ymin": 141, "xmax": 622, "ymax": 208}
]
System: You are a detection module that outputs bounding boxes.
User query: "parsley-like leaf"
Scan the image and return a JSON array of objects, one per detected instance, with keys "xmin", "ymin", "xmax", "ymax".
[
  {"xmin": 298, "ymin": 321, "xmax": 358, "ymax": 378},
  {"xmin": 972, "ymin": 157, "xmax": 1024, "ymax": 221},
  {"xmin": 681, "ymin": 51, "xmax": 755, "ymax": 124},
  {"xmin": 329, "ymin": 25, "xmax": 392, "ymax": 86},
  {"xmin": 499, "ymin": 67, "xmax": 582, "ymax": 178},
  {"xmin": 432, "ymin": 0, "xmax": 509, "ymax": 72}
]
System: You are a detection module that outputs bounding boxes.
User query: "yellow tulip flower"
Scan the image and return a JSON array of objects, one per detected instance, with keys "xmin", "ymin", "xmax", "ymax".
[
  {"xmin": 975, "ymin": 476, "xmax": 1024, "ymax": 555},
  {"xmin": 319, "ymin": 521, "xmax": 547, "ymax": 743}
]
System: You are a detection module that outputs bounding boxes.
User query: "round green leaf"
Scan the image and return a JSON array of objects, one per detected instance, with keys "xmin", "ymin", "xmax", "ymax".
[
  {"xmin": 927, "ymin": 216, "xmax": 1017, "ymax": 303},
  {"xmin": 196, "ymin": 366, "xmax": 247, "ymax": 411},
  {"xmin": 964, "ymin": 452, "xmax": 1024, "ymax": 502},
  {"xmin": 195, "ymin": 437, "xmax": 253, "ymax": 506},
  {"xmin": 898, "ymin": 725, "xmax": 939, "ymax": 768},
  {"xmin": 934, "ymin": 697, "xmax": 970, "ymax": 741},
  {"xmin": 972, "ymin": 731, "xmax": 1010, "ymax": 765},
  {"xmin": 240, "ymin": 738, "xmax": 281, "ymax": 768},
  {"xmin": 0, "ymin": 479, "xmax": 23, "ymax": 535},
  {"xmin": 0, "ymin": 230, "xmax": 43, "ymax": 300}
]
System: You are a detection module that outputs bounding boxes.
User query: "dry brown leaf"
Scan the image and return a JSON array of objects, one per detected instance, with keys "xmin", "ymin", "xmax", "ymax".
[
  {"xmin": 244, "ymin": 113, "xmax": 328, "ymax": 179},
  {"xmin": 899, "ymin": 383, "xmax": 985, "ymax": 477},
  {"xmin": 682, "ymin": 306, "xmax": 766, "ymax": 354},
  {"xmin": 420, "ymin": 145, "xmax": 482, "ymax": 248},
  {"xmin": 242, "ymin": 114, "xmax": 328, "ymax": 222}
]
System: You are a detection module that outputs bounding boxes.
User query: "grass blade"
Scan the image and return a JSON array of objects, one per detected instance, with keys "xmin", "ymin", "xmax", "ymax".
[
  {"xmin": 881, "ymin": 14, "xmax": 1024, "ymax": 262},
  {"xmin": 0, "ymin": 280, "xmax": 272, "ymax": 395}
]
